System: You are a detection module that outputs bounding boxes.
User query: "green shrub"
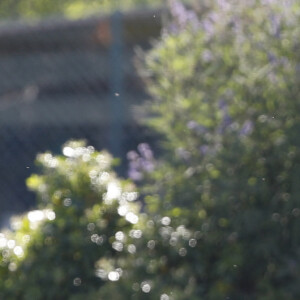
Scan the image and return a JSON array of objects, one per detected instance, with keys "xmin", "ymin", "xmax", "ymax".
[
  {"xmin": 0, "ymin": 140, "xmax": 140, "ymax": 300},
  {"xmin": 128, "ymin": 1, "xmax": 300, "ymax": 299}
]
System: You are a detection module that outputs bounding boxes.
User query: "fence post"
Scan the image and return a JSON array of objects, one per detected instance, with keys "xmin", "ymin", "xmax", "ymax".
[{"xmin": 109, "ymin": 11, "xmax": 124, "ymax": 159}]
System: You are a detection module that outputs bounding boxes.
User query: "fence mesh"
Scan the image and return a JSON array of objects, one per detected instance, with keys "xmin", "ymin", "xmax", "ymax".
[{"xmin": 0, "ymin": 9, "xmax": 163, "ymax": 225}]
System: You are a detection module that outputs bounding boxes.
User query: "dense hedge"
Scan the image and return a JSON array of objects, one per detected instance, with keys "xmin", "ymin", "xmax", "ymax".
[{"xmin": 135, "ymin": 1, "xmax": 300, "ymax": 298}]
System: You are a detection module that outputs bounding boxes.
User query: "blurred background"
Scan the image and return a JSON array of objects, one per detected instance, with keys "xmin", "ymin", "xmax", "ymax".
[
  {"xmin": 1, "ymin": 1, "xmax": 300, "ymax": 298},
  {"xmin": 0, "ymin": 0, "xmax": 165, "ymax": 226}
]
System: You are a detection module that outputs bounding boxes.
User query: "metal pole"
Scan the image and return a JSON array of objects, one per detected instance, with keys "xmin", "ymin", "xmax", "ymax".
[{"xmin": 109, "ymin": 11, "xmax": 124, "ymax": 159}]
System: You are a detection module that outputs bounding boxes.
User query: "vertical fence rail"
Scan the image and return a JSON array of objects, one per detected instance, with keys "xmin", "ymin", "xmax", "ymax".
[{"xmin": 109, "ymin": 11, "xmax": 124, "ymax": 159}]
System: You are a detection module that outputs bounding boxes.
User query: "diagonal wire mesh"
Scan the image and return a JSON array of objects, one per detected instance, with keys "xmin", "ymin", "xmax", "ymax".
[{"xmin": 0, "ymin": 8, "xmax": 163, "ymax": 226}]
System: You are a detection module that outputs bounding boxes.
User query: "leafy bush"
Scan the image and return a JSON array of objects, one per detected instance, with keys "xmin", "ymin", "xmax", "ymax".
[
  {"xmin": 129, "ymin": 0, "xmax": 300, "ymax": 299},
  {"xmin": 0, "ymin": 140, "xmax": 140, "ymax": 300}
]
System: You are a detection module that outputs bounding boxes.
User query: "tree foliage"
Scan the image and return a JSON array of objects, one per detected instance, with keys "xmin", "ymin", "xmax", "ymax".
[
  {"xmin": 133, "ymin": 0, "xmax": 300, "ymax": 298},
  {"xmin": 0, "ymin": 0, "xmax": 164, "ymax": 20}
]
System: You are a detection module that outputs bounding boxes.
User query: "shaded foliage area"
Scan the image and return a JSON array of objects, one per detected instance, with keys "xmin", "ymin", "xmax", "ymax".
[
  {"xmin": 1, "ymin": 1, "xmax": 300, "ymax": 299},
  {"xmin": 133, "ymin": 0, "xmax": 300, "ymax": 298},
  {"xmin": 0, "ymin": 0, "xmax": 164, "ymax": 20}
]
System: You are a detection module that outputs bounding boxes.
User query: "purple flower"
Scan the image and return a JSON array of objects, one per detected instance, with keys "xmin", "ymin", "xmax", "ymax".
[
  {"xmin": 128, "ymin": 169, "xmax": 143, "ymax": 181},
  {"xmin": 217, "ymin": 100, "xmax": 233, "ymax": 133},
  {"xmin": 202, "ymin": 19, "xmax": 214, "ymax": 37},
  {"xmin": 218, "ymin": 99, "xmax": 227, "ymax": 110},
  {"xmin": 168, "ymin": 0, "xmax": 200, "ymax": 33},
  {"xmin": 217, "ymin": 0, "xmax": 231, "ymax": 10},
  {"xmin": 176, "ymin": 147, "xmax": 191, "ymax": 160},
  {"xmin": 187, "ymin": 120, "xmax": 198, "ymax": 130},
  {"xmin": 268, "ymin": 52, "xmax": 278, "ymax": 64},
  {"xmin": 202, "ymin": 50, "xmax": 214, "ymax": 63},
  {"xmin": 240, "ymin": 120, "xmax": 254, "ymax": 136},
  {"xmin": 127, "ymin": 143, "xmax": 155, "ymax": 181},
  {"xmin": 200, "ymin": 145, "xmax": 209, "ymax": 155},
  {"xmin": 269, "ymin": 14, "xmax": 281, "ymax": 38},
  {"xmin": 138, "ymin": 143, "xmax": 153, "ymax": 161},
  {"xmin": 187, "ymin": 121, "xmax": 207, "ymax": 134},
  {"xmin": 141, "ymin": 160, "xmax": 155, "ymax": 172},
  {"xmin": 127, "ymin": 150, "xmax": 139, "ymax": 161}
]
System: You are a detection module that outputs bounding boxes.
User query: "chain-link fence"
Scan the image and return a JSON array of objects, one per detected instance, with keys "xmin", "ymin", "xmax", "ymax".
[{"xmin": 0, "ymin": 9, "xmax": 163, "ymax": 225}]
